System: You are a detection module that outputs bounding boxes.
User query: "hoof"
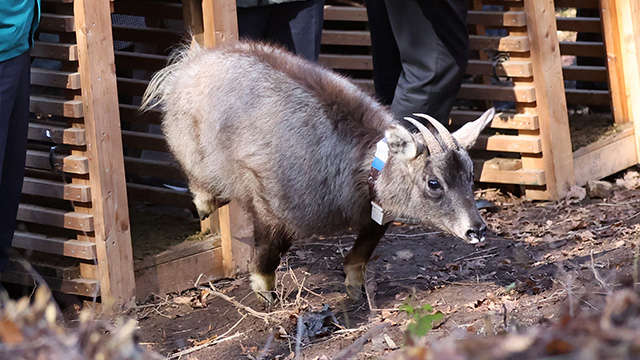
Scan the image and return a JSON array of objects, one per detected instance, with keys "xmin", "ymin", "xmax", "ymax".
[
  {"xmin": 344, "ymin": 263, "xmax": 365, "ymax": 301},
  {"xmin": 345, "ymin": 283, "xmax": 364, "ymax": 301},
  {"xmin": 250, "ymin": 272, "xmax": 276, "ymax": 305}
]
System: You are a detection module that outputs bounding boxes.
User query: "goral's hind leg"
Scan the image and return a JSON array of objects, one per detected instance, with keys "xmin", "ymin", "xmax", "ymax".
[
  {"xmin": 343, "ymin": 221, "xmax": 390, "ymax": 300},
  {"xmin": 250, "ymin": 227, "xmax": 292, "ymax": 305}
]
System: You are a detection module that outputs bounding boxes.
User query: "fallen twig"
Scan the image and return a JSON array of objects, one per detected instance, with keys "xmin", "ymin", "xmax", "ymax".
[
  {"xmin": 332, "ymin": 323, "xmax": 390, "ymax": 360},
  {"xmin": 590, "ymin": 250, "xmax": 612, "ymax": 294},
  {"xmin": 206, "ymin": 281, "xmax": 283, "ymax": 323},
  {"xmin": 166, "ymin": 331, "xmax": 244, "ymax": 359}
]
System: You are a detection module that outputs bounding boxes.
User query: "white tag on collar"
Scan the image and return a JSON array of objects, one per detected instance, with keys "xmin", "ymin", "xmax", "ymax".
[{"xmin": 371, "ymin": 201, "xmax": 394, "ymax": 225}]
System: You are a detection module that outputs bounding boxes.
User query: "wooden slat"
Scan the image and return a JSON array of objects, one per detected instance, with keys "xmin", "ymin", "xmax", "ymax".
[
  {"xmin": 466, "ymin": 59, "xmax": 533, "ymax": 78},
  {"xmin": 469, "ymin": 35, "xmax": 530, "ymax": 52},
  {"xmin": 321, "ymin": 30, "xmax": 371, "ymax": 46},
  {"xmin": 117, "ymin": 77, "xmax": 149, "ymax": 97},
  {"xmin": 75, "ymin": 0, "xmax": 136, "ymax": 307},
  {"xmin": 13, "ymin": 231, "xmax": 96, "ymax": 260},
  {"xmin": 112, "ymin": 1, "xmax": 184, "ymax": 20},
  {"xmin": 2, "ymin": 270, "xmax": 99, "ymax": 297},
  {"xmin": 121, "ymin": 130, "xmax": 168, "ymax": 152},
  {"xmin": 120, "ymin": 104, "xmax": 162, "ymax": 125},
  {"xmin": 126, "ymin": 183, "xmax": 194, "ymax": 209},
  {"xmin": 474, "ymin": 159, "xmax": 546, "ymax": 185},
  {"xmin": 601, "ymin": 0, "xmax": 628, "ymax": 124},
  {"xmin": 565, "ymin": 89, "xmax": 611, "ymax": 106},
  {"xmin": 556, "ymin": 17, "xmax": 602, "ymax": 33},
  {"xmin": 31, "ymin": 41, "xmax": 78, "ymax": 61},
  {"xmin": 573, "ymin": 125, "xmax": 637, "ymax": 185},
  {"xmin": 467, "ymin": 10, "xmax": 527, "ymax": 27},
  {"xmin": 124, "ymin": 156, "xmax": 184, "ymax": 180},
  {"xmin": 474, "ymin": 134, "xmax": 542, "ymax": 153},
  {"xmin": 562, "ymin": 65, "xmax": 608, "ymax": 82},
  {"xmin": 323, "ymin": 5, "xmax": 368, "ymax": 21},
  {"xmin": 559, "ymin": 41, "xmax": 605, "ymax": 57},
  {"xmin": 201, "ymin": 0, "xmax": 239, "ymax": 46},
  {"xmin": 28, "ymin": 123, "xmax": 86, "ymax": 146},
  {"xmin": 39, "ymin": 13, "xmax": 75, "ymax": 32},
  {"xmin": 450, "ymin": 110, "xmax": 539, "ymax": 130},
  {"xmin": 25, "ymin": 150, "xmax": 90, "ymax": 174},
  {"xmin": 30, "ymin": 96, "xmax": 84, "ymax": 118},
  {"xmin": 31, "ymin": 68, "xmax": 81, "ymax": 89},
  {"xmin": 319, "ymin": 54, "xmax": 372, "ymax": 70},
  {"xmin": 17, "ymin": 204, "xmax": 94, "ymax": 232},
  {"xmin": 554, "ymin": 0, "xmax": 599, "ymax": 8},
  {"xmin": 114, "ymin": 51, "xmax": 168, "ymax": 71},
  {"xmin": 22, "ymin": 177, "xmax": 91, "ymax": 202},
  {"xmin": 458, "ymin": 84, "xmax": 536, "ymax": 102},
  {"xmin": 111, "ymin": 25, "xmax": 183, "ymax": 49}
]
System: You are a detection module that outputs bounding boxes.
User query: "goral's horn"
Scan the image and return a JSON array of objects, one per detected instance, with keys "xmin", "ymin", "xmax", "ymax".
[
  {"xmin": 404, "ymin": 117, "xmax": 443, "ymax": 155},
  {"xmin": 413, "ymin": 113, "xmax": 459, "ymax": 150}
]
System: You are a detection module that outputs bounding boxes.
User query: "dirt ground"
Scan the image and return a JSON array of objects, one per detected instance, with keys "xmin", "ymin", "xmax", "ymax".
[{"xmin": 124, "ymin": 169, "xmax": 640, "ymax": 360}]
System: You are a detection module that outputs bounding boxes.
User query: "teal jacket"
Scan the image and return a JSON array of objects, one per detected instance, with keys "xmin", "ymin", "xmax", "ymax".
[{"xmin": 0, "ymin": 0, "xmax": 40, "ymax": 62}]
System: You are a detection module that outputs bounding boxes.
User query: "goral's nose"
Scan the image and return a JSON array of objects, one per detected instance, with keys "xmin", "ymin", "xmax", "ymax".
[{"xmin": 466, "ymin": 223, "xmax": 487, "ymax": 244}]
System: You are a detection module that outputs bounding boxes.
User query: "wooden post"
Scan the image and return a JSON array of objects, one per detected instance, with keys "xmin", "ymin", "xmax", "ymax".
[
  {"xmin": 182, "ymin": 0, "xmax": 254, "ymax": 276},
  {"xmin": 74, "ymin": 0, "xmax": 136, "ymax": 307},
  {"xmin": 600, "ymin": 0, "xmax": 640, "ymax": 161},
  {"xmin": 520, "ymin": 0, "xmax": 575, "ymax": 199}
]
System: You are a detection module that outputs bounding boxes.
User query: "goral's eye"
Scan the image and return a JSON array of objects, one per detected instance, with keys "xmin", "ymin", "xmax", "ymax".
[{"xmin": 428, "ymin": 180, "xmax": 441, "ymax": 190}]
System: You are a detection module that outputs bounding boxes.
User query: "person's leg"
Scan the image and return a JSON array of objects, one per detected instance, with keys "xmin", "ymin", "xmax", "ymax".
[
  {"xmin": 364, "ymin": 0, "xmax": 401, "ymax": 106},
  {"xmin": 266, "ymin": 0, "xmax": 324, "ymax": 62},
  {"xmin": 384, "ymin": 0, "xmax": 469, "ymax": 123},
  {"xmin": 0, "ymin": 51, "xmax": 31, "ymax": 272},
  {"xmin": 237, "ymin": 5, "xmax": 271, "ymax": 41}
]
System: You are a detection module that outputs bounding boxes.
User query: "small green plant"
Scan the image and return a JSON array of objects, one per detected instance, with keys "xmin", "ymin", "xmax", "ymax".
[{"xmin": 399, "ymin": 303, "xmax": 444, "ymax": 338}]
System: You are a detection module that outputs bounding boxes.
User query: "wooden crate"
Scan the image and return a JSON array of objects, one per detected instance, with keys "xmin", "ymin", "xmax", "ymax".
[{"xmin": 321, "ymin": 0, "xmax": 640, "ymax": 199}]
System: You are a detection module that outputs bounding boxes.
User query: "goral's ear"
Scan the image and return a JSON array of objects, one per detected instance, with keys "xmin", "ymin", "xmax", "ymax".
[
  {"xmin": 452, "ymin": 107, "xmax": 495, "ymax": 150},
  {"xmin": 385, "ymin": 125, "xmax": 422, "ymax": 161}
]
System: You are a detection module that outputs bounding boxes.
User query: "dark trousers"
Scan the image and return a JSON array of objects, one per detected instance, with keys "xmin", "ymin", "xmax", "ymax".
[
  {"xmin": 237, "ymin": 0, "xmax": 325, "ymax": 62},
  {"xmin": 0, "ymin": 51, "xmax": 31, "ymax": 272},
  {"xmin": 365, "ymin": 0, "xmax": 469, "ymax": 123}
]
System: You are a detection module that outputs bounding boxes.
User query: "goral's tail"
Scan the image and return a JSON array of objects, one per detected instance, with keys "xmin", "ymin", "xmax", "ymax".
[{"xmin": 140, "ymin": 39, "xmax": 203, "ymax": 112}]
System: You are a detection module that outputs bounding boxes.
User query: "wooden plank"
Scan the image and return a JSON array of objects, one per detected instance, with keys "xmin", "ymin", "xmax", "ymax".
[
  {"xmin": 474, "ymin": 159, "xmax": 546, "ymax": 185},
  {"xmin": 565, "ymin": 89, "xmax": 611, "ymax": 106},
  {"xmin": 449, "ymin": 110, "xmax": 539, "ymax": 130},
  {"xmin": 113, "ymin": 1, "xmax": 184, "ymax": 20},
  {"xmin": 17, "ymin": 204, "xmax": 94, "ymax": 232},
  {"xmin": 30, "ymin": 96, "xmax": 84, "ymax": 118},
  {"xmin": 559, "ymin": 41, "xmax": 605, "ymax": 57},
  {"xmin": 323, "ymin": 5, "xmax": 368, "ymax": 22},
  {"xmin": 554, "ymin": 0, "xmax": 599, "ymax": 8},
  {"xmin": 124, "ymin": 157, "xmax": 184, "ymax": 180},
  {"xmin": 319, "ymin": 54, "xmax": 372, "ymax": 70},
  {"xmin": 120, "ymin": 104, "xmax": 162, "ymax": 125},
  {"xmin": 31, "ymin": 41, "xmax": 78, "ymax": 61},
  {"xmin": 458, "ymin": 83, "xmax": 536, "ymax": 102},
  {"xmin": 218, "ymin": 202, "xmax": 254, "ymax": 277},
  {"xmin": 121, "ymin": 130, "xmax": 167, "ymax": 152},
  {"xmin": 28, "ymin": 123, "xmax": 86, "ymax": 146},
  {"xmin": 114, "ymin": 51, "xmax": 168, "ymax": 72},
  {"xmin": 321, "ymin": 30, "xmax": 371, "ymax": 46},
  {"xmin": 469, "ymin": 35, "xmax": 530, "ymax": 52},
  {"xmin": 111, "ymin": 25, "xmax": 183, "ymax": 49},
  {"xmin": 135, "ymin": 239, "xmax": 225, "ymax": 299},
  {"xmin": 22, "ymin": 177, "xmax": 91, "ymax": 202},
  {"xmin": 25, "ymin": 150, "xmax": 89, "ymax": 174},
  {"xmin": 466, "ymin": 59, "xmax": 533, "ymax": 78},
  {"xmin": 556, "ymin": 17, "xmax": 602, "ymax": 33},
  {"xmin": 473, "ymin": 134, "xmax": 542, "ymax": 153},
  {"xmin": 522, "ymin": 0, "xmax": 576, "ymax": 200},
  {"xmin": 601, "ymin": 0, "xmax": 629, "ymax": 124},
  {"xmin": 2, "ymin": 270, "xmax": 99, "ymax": 297},
  {"xmin": 573, "ymin": 126, "xmax": 637, "ymax": 185},
  {"xmin": 467, "ymin": 10, "xmax": 527, "ymax": 27},
  {"xmin": 562, "ymin": 65, "xmax": 608, "ymax": 82},
  {"xmin": 12, "ymin": 231, "xmax": 96, "ymax": 260},
  {"xmin": 75, "ymin": 0, "xmax": 136, "ymax": 307},
  {"xmin": 201, "ymin": 0, "xmax": 239, "ymax": 46},
  {"xmin": 126, "ymin": 183, "xmax": 194, "ymax": 209},
  {"xmin": 31, "ymin": 68, "xmax": 81, "ymax": 89},
  {"xmin": 40, "ymin": 13, "xmax": 75, "ymax": 32}
]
